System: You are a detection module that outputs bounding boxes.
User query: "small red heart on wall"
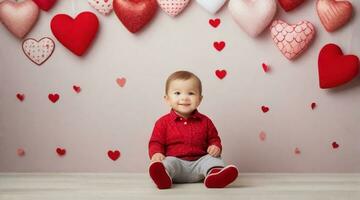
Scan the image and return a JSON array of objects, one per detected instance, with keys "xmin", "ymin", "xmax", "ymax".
[
  {"xmin": 278, "ymin": 0, "xmax": 305, "ymax": 12},
  {"xmin": 294, "ymin": 147, "xmax": 301, "ymax": 155},
  {"xmin": 213, "ymin": 41, "xmax": 225, "ymax": 51},
  {"xmin": 209, "ymin": 18, "xmax": 220, "ymax": 28},
  {"xmin": 311, "ymin": 102, "xmax": 317, "ymax": 110},
  {"xmin": 332, "ymin": 142, "xmax": 339, "ymax": 149},
  {"xmin": 16, "ymin": 93, "xmax": 25, "ymax": 102},
  {"xmin": 17, "ymin": 148, "xmax": 25, "ymax": 156},
  {"xmin": 215, "ymin": 69, "xmax": 227, "ymax": 79},
  {"xmin": 116, "ymin": 77, "xmax": 126, "ymax": 87},
  {"xmin": 56, "ymin": 147, "xmax": 66, "ymax": 156},
  {"xmin": 48, "ymin": 93, "xmax": 60, "ymax": 103},
  {"xmin": 262, "ymin": 63, "xmax": 270, "ymax": 73},
  {"xmin": 261, "ymin": 106, "xmax": 269, "ymax": 113},
  {"xmin": 108, "ymin": 150, "xmax": 121, "ymax": 161},
  {"xmin": 73, "ymin": 85, "xmax": 81, "ymax": 93}
]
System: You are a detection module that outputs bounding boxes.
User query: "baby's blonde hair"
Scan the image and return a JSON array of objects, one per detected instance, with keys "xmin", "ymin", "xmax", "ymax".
[{"xmin": 165, "ymin": 71, "xmax": 202, "ymax": 95}]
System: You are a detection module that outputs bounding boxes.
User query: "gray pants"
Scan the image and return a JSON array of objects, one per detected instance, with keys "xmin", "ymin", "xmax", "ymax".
[{"xmin": 162, "ymin": 154, "xmax": 225, "ymax": 183}]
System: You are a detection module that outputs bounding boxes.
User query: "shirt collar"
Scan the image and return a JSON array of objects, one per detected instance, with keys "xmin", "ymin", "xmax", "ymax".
[{"xmin": 169, "ymin": 109, "xmax": 202, "ymax": 121}]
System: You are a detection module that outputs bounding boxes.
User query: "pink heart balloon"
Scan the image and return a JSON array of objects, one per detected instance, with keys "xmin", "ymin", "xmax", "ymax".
[
  {"xmin": 0, "ymin": 0, "xmax": 39, "ymax": 38},
  {"xmin": 316, "ymin": 0, "xmax": 353, "ymax": 32},
  {"xmin": 270, "ymin": 20, "xmax": 316, "ymax": 60}
]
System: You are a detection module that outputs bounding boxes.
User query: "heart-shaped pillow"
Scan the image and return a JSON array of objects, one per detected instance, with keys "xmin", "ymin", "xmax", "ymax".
[
  {"xmin": 228, "ymin": 0, "xmax": 277, "ymax": 37},
  {"xmin": 196, "ymin": 0, "xmax": 227, "ymax": 14},
  {"xmin": 50, "ymin": 12, "xmax": 99, "ymax": 56},
  {"xmin": 318, "ymin": 43, "xmax": 359, "ymax": 89},
  {"xmin": 0, "ymin": 0, "xmax": 39, "ymax": 38},
  {"xmin": 113, "ymin": 0, "xmax": 158, "ymax": 33}
]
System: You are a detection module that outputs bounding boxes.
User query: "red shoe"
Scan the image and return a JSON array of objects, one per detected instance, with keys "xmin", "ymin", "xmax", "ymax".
[
  {"xmin": 149, "ymin": 162, "xmax": 172, "ymax": 189},
  {"xmin": 204, "ymin": 165, "xmax": 238, "ymax": 188}
]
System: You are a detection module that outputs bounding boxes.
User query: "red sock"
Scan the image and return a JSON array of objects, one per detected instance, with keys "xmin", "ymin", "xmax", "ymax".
[
  {"xmin": 204, "ymin": 165, "xmax": 238, "ymax": 188},
  {"xmin": 149, "ymin": 162, "xmax": 172, "ymax": 189}
]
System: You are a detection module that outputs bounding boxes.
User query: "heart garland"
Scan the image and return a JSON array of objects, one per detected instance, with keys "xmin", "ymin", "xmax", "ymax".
[{"xmin": 22, "ymin": 37, "xmax": 55, "ymax": 65}]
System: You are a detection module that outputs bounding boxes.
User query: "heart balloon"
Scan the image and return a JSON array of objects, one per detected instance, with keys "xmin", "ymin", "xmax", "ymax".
[
  {"xmin": 113, "ymin": 0, "xmax": 158, "ymax": 33},
  {"xmin": 157, "ymin": 0, "xmax": 190, "ymax": 17},
  {"xmin": 22, "ymin": 37, "xmax": 55, "ymax": 65},
  {"xmin": 88, "ymin": 0, "xmax": 113, "ymax": 15},
  {"xmin": 318, "ymin": 43, "xmax": 359, "ymax": 89},
  {"xmin": 196, "ymin": 0, "xmax": 227, "ymax": 14},
  {"xmin": 316, "ymin": 0, "xmax": 353, "ymax": 32},
  {"xmin": 278, "ymin": 0, "xmax": 305, "ymax": 12},
  {"xmin": 32, "ymin": 0, "xmax": 57, "ymax": 11},
  {"xmin": 228, "ymin": 0, "xmax": 277, "ymax": 37},
  {"xmin": 0, "ymin": 0, "xmax": 39, "ymax": 38},
  {"xmin": 270, "ymin": 20, "xmax": 315, "ymax": 60},
  {"xmin": 51, "ymin": 12, "xmax": 99, "ymax": 56}
]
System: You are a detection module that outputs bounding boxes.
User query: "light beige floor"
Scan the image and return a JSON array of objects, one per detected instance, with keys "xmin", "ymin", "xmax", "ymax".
[{"xmin": 0, "ymin": 173, "xmax": 359, "ymax": 200}]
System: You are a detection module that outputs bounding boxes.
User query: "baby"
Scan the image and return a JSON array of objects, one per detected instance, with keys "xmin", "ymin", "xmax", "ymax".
[{"xmin": 148, "ymin": 70, "xmax": 238, "ymax": 189}]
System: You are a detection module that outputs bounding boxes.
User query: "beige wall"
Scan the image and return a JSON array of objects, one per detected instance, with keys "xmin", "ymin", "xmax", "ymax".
[{"xmin": 0, "ymin": 0, "xmax": 359, "ymax": 172}]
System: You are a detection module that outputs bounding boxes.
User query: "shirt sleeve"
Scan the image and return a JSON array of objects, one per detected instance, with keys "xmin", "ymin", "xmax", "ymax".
[
  {"xmin": 207, "ymin": 118, "xmax": 222, "ymax": 150},
  {"xmin": 148, "ymin": 119, "xmax": 166, "ymax": 159}
]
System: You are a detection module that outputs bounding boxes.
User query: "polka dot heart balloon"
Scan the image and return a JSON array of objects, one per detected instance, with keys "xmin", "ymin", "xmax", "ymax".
[
  {"xmin": 157, "ymin": 0, "xmax": 190, "ymax": 17},
  {"xmin": 22, "ymin": 37, "xmax": 55, "ymax": 66},
  {"xmin": 88, "ymin": 0, "xmax": 113, "ymax": 16}
]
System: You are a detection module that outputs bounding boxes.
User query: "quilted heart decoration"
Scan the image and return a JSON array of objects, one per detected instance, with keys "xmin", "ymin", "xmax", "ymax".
[
  {"xmin": 51, "ymin": 12, "xmax": 99, "ymax": 56},
  {"xmin": 0, "ymin": 0, "xmax": 39, "ymax": 38},
  {"xmin": 157, "ymin": 0, "xmax": 190, "ymax": 17},
  {"xmin": 318, "ymin": 43, "xmax": 359, "ymax": 89},
  {"xmin": 196, "ymin": 0, "xmax": 227, "ymax": 14},
  {"xmin": 22, "ymin": 37, "xmax": 55, "ymax": 65},
  {"xmin": 88, "ymin": 0, "xmax": 113, "ymax": 15},
  {"xmin": 32, "ymin": 0, "xmax": 57, "ymax": 11},
  {"xmin": 113, "ymin": 0, "xmax": 158, "ymax": 33},
  {"xmin": 108, "ymin": 150, "xmax": 121, "ymax": 161},
  {"xmin": 316, "ymin": 0, "xmax": 353, "ymax": 32},
  {"xmin": 228, "ymin": 0, "xmax": 277, "ymax": 37},
  {"xmin": 270, "ymin": 20, "xmax": 315, "ymax": 60},
  {"xmin": 278, "ymin": 0, "xmax": 305, "ymax": 12}
]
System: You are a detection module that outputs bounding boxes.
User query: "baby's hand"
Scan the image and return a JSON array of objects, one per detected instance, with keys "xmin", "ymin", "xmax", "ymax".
[
  {"xmin": 207, "ymin": 145, "xmax": 221, "ymax": 157},
  {"xmin": 151, "ymin": 153, "xmax": 165, "ymax": 162}
]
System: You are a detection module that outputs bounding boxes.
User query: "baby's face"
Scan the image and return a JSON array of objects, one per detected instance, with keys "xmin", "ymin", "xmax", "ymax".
[{"xmin": 165, "ymin": 78, "xmax": 202, "ymax": 118}]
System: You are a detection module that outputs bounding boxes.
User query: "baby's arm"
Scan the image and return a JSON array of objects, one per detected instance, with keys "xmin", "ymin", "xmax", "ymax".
[
  {"xmin": 148, "ymin": 120, "xmax": 166, "ymax": 162},
  {"xmin": 207, "ymin": 118, "xmax": 222, "ymax": 157}
]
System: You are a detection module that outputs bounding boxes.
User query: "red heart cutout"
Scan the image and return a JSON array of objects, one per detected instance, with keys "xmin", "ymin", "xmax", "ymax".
[
  {"xmin": 32, "ymin": 0, "xmax": 57, "ymax": 11},
  {"xmin": 56, "ymin": 147, "xmax": 66, "ymax": 156},
  {"xmin": 215, "ymin": 69, "xmax": 227, "ymax": 79},
  {"xmin": 51, "ymin": 12, "xmax": 99, "ymax": 56},
  {"xmin": 16, "ymin": 93, "xmax": 25, "ymax": 101},
  {"xmin": 108, "ymin": 150, "xmax": 121, "ymax": 161},
  {"xmin": 113, "ymin": 0, "xmax": 158, "ymax": 33},
  {"xmin": 48, "ymin": 93, "xmax": 59, "ymax": 103},
  {"xmin": 73, "ymin": 85, "xmax": 81, "ymax": 93},
  {"xmin": 262, "ymin": 63, "xmax": 270, "ymax": 73},
  {"xmin": 294, "ymin": 147, "xmax": 301, "ymax": 155},
  {"xmin": 318, "ymin": 43, "xmax": 359, "ymax": 89},
  {"xmin": 311, "ymin": 102, "xmax": 317, "ymax": 110},
  {"xmin": 332, "ymin": 142, "xmax": 339, "ymax": 149},
  {"xmin": 261, "ymin": 106, "xmax": 269, "ymax": 113},
  {"xmin": 209, "ymin": 18, "xmax": 220, "ymax": 28},
  {"xmin": 278, "ymin": 0, "xmax": 305, "ymax": 12},
  {"xmin": 213, "ymin": 41, "xmax": 225, "ymax": 51}
]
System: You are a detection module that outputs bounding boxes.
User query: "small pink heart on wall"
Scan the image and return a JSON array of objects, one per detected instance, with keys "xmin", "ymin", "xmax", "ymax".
[
  {"xmin": 215, "ymin": 69, "xmax": 227, "ymax": 79},
  {"xmin": 294, "ymin": 147, "xmax": 301, "ymax": 155},
  {"xmin": 56, "ymin": 147, "xmax": 66, "ymax": 156},
  {"xmin": 108, "ymin": 150, "xmax": 121, "ymax": 161},
  {"xmin": 261, "ymin": 106, "xmax": 269, "ymax": 113},
  {"xmin": 48, "ymin": 93, "xmax": 60, "ymax": 103},
  {"xmin": 209, "ymin": 18, "xmax": 220, "ymax": 28},
  {"xmin": 17, "ymin": 148, "xmax": 25, "ymax": 156},
  {"xmin": 116, "ymin": 77, "xmax": 126, "ymax": 87},
  {"xmin": 213, "ymin": 41, "xmax": 225, "ymax": 51},
  {"xmin": 16, "ymin": 93, "xmax": 25, "ymax": 102},
  {"xmin": 259, "ymin": 131, "xmax": 266, "ymax": 141}
]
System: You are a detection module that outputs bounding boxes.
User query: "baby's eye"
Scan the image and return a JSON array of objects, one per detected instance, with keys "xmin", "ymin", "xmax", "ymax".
[
  {"xmin": 174, "ymin": 92, "xmax": 180, "ymax": 95},
  {"xmin": 188, "ymin": 92, "xmax": 195, "ymax": 95}
]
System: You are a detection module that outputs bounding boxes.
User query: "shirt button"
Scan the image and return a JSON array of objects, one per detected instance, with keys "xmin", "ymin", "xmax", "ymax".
[
  {"xmin": 184, "ymin": 121, "xmax": 187, "ymax": 125},
  {"xmin": 180, "ymin": 118, "xmax": 183, "ymax": 121}
]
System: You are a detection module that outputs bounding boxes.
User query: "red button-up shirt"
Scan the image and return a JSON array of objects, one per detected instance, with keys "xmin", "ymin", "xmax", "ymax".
[{"xmin": 148, "ymin": 110, "xmax": 222, "ymax": 161}]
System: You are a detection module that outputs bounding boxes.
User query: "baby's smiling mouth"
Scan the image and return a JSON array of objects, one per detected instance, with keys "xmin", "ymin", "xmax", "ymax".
[{"xmin": 178, "ymin": 104, "xmax": 191, "ymax": 106}]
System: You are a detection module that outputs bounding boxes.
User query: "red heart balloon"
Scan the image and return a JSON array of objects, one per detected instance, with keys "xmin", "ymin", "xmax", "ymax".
[
  {"xmin": 318, "ymin": 43, "xmax": 359, "ymax": 89},
  {"xmin": 278, "ymin": 0, "xmax": 305, "ymax": 12},
  {"xmin": 113, "ymin": 0, "xmax": 158, "ymax": 33},
  {"xmin": 51, "ymin": 12, "xmax": 99, "ymax": 56},
  {"xmin": 32, "ymin": 0, "xmax": 57, "ymax": 11}
]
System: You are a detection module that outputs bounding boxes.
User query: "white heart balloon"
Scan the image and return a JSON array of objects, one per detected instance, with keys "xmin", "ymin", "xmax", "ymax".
[
  {"xmin": 196, "ymin": 0, "xmax": 227, "ymax": 14},
  {"xmin": 228, "ymin": 0, "xmax": 277, "ymax": 37}
]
